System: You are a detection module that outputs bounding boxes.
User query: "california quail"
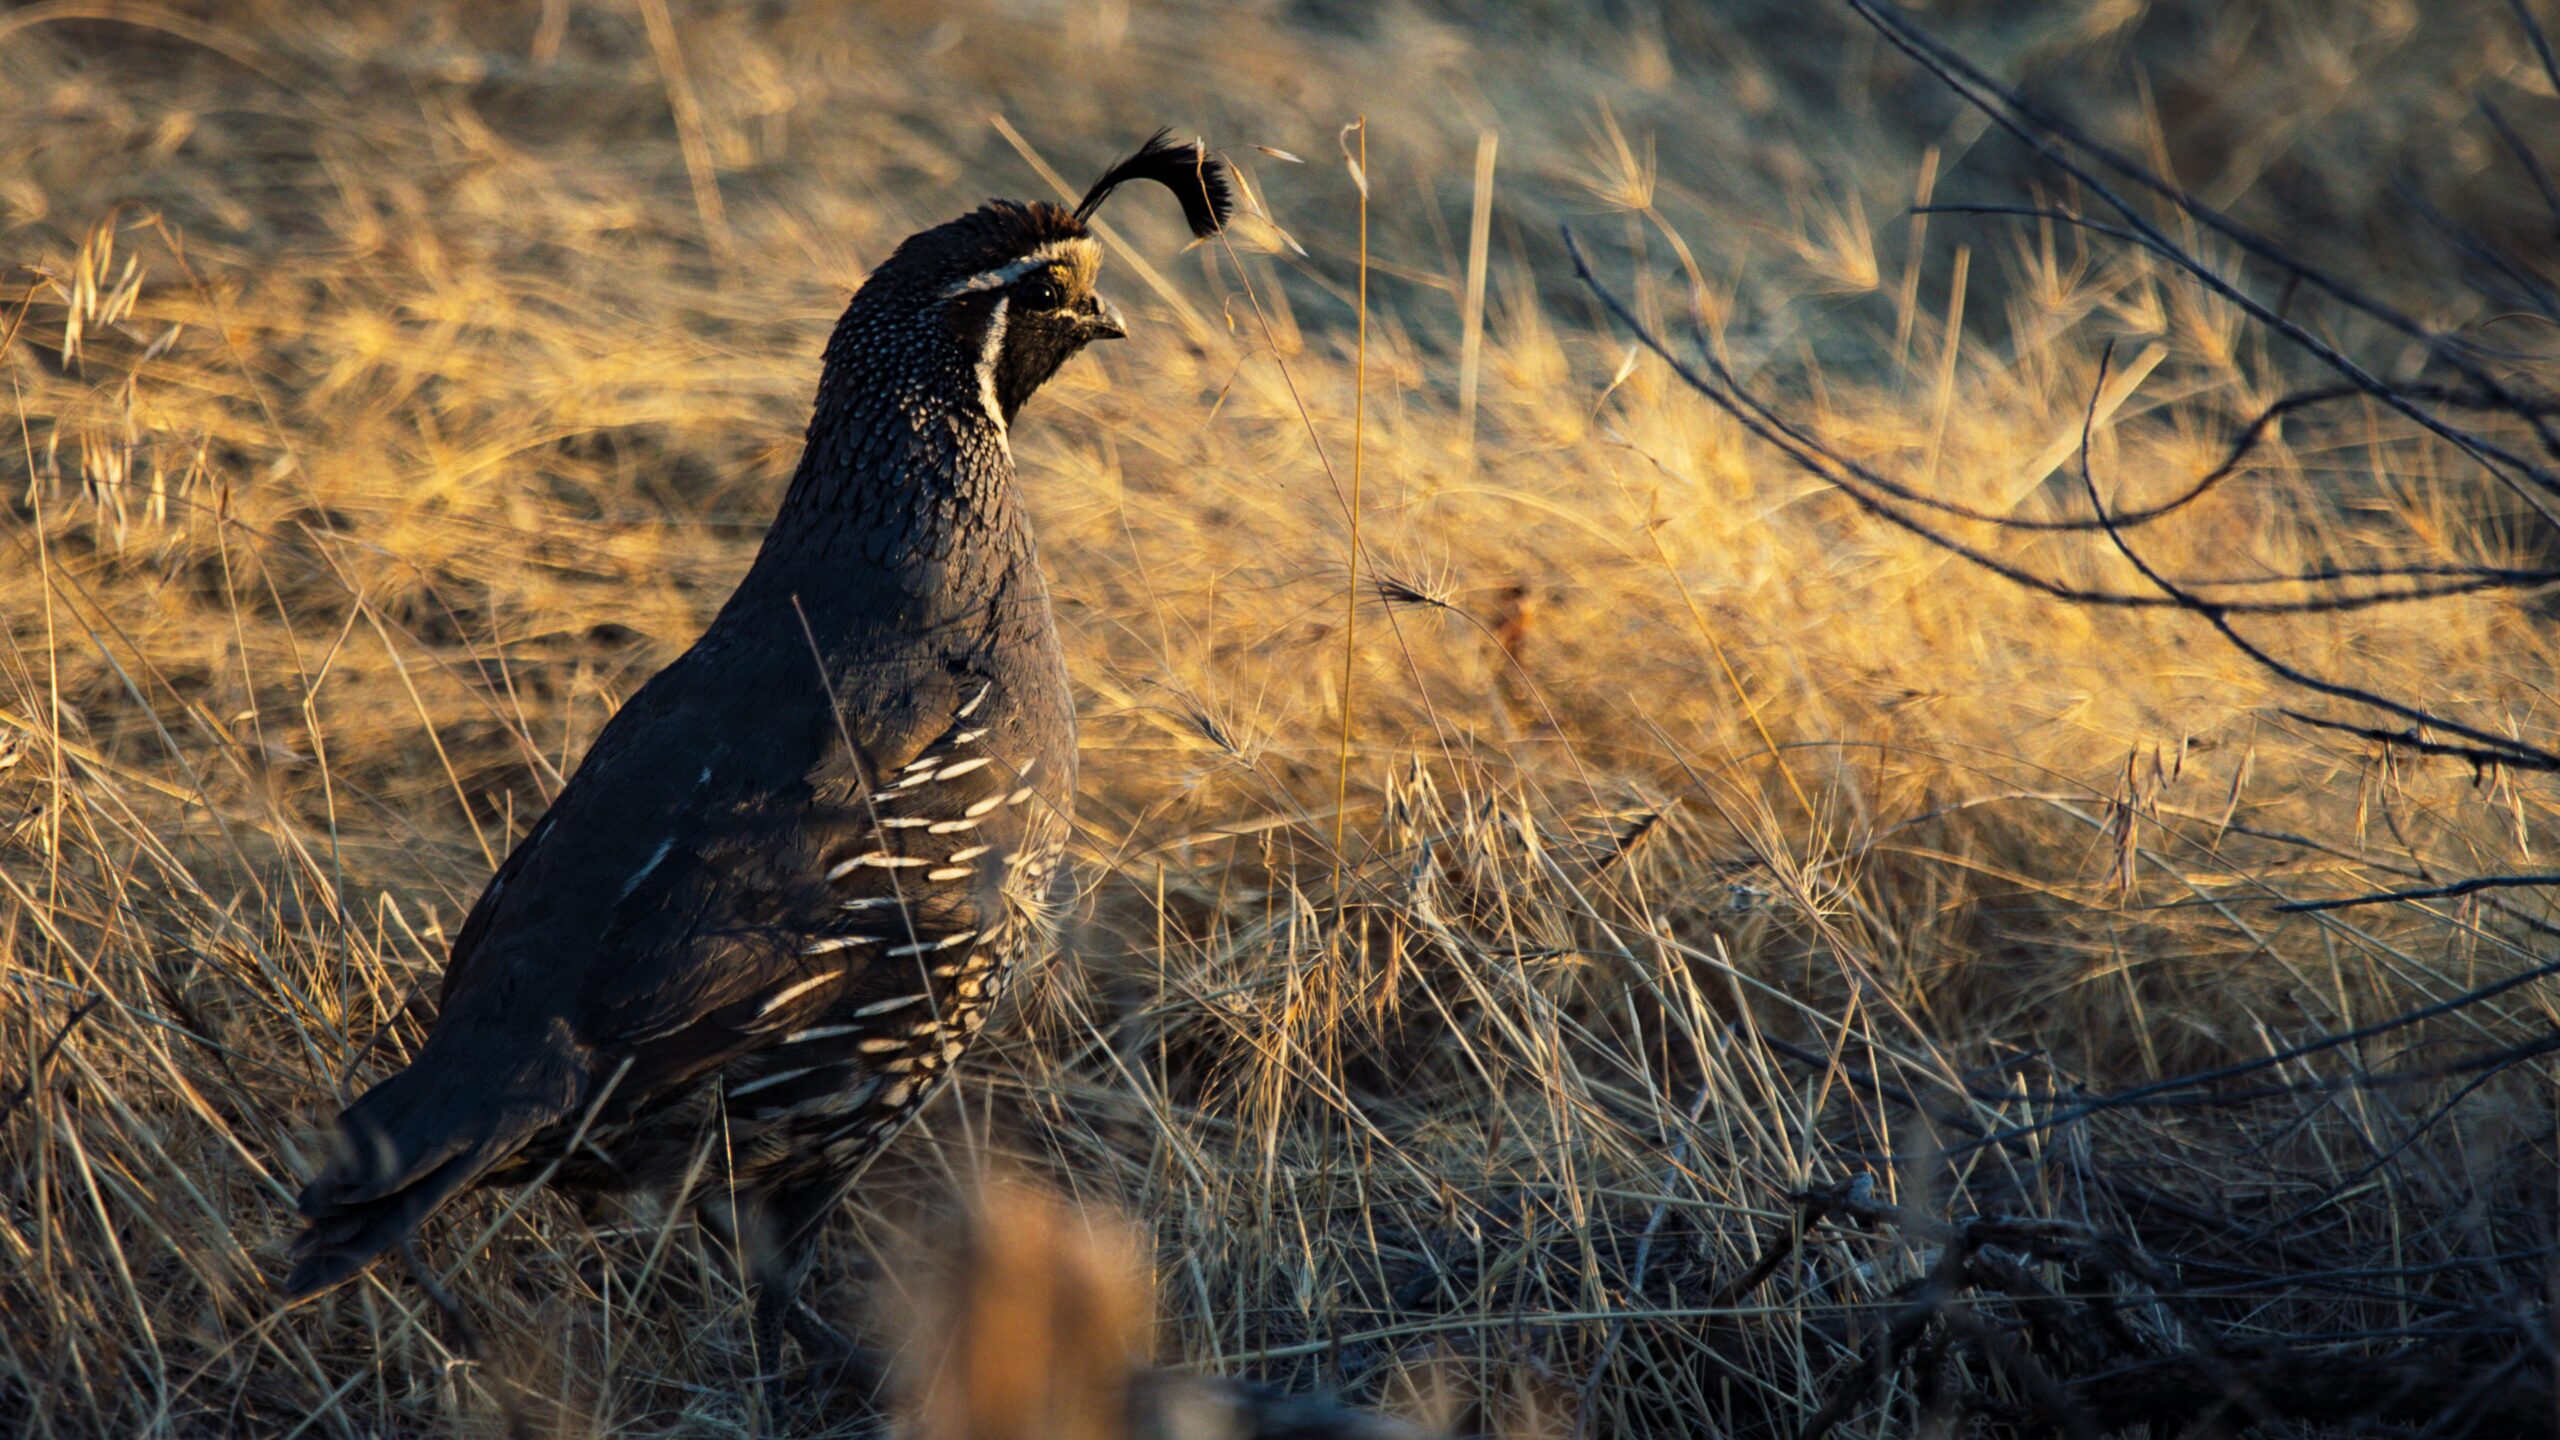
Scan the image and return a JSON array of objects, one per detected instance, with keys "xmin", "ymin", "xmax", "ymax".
[{"xmin": 284, "ymin": 134, "xmax": 1233, "ymax": 1371}]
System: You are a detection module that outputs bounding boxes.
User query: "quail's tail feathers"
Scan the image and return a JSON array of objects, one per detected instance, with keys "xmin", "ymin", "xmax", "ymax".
[{"xmin": 282, "ymin": 1024, "xmax": 587, "ymax": 1300}]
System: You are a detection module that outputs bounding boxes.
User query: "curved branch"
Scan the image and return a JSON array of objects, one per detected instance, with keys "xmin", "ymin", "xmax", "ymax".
[
  {"xmin": 1566, "ymin": 231, "xmax": 2558, "ymax": 617},
  {"xmin": 2069, "ymin": 340, "xmax": 2560, "ymax": 773},
  {"xmin": 1849, "ymin": 0, "xmax": 2560, "ymax": 518},
  {"xmin": 2276, "ymin": 873, "xmax": 2560, "ymax": 914}
]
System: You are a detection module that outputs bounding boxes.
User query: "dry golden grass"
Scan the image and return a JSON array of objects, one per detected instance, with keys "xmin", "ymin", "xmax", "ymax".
[{"xmin": 4, "ymin": 1, "xmax": 2558, "ymax": 1435}]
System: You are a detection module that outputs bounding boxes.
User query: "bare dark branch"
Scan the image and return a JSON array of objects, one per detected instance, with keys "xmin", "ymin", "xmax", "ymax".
[
  {"xmin": 2478, "ymin": 100, "xmax": 2560, "ymax": 241},
  {"xmin": 1565, "ymin": 232, "xmax": 2558, "ymax": 619},
  {"xmin": 2512, "ymin": 0, "xmax": 2560, "ymax": 135},
  {"xmin": 2280, "ymin": 709, "xmax": 2560, "ymax": 775},
  {"xmin": 2275, "ymin": 873, "xmax": 2560, "ymax": 914},
  {"xmin": 2066, "ymin": 340, "xmax": 2560, "ymax": 776},
  {"xmin": 1849, "ymin": 0, "xmax": 2560, "ymax": 523}
]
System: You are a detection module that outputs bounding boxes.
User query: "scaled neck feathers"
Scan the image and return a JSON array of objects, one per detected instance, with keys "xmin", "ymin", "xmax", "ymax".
[{"xmin": 742, "ymin": 290, "xmax": 1031, "ymax": 635}]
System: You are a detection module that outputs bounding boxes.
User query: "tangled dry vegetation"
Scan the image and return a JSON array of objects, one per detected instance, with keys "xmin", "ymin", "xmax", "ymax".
[{"xmin": 4, "ymin": 1, "xmax": 2559, "ymax": 1435}]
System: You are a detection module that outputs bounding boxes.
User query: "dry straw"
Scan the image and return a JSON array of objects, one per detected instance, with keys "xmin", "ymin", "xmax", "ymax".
[{"xmin": 2, "ymin": 1, "xmax": 2557, "ymax": 1436}]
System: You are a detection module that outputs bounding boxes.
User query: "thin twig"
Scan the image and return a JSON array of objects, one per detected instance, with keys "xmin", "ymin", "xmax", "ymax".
[
  {"xmin": 2066, "ymin": 338, "xmax": 2560, "ymax": 774},
  {"xmin": 2275, "ymin": 873, "xmax": 2560, "ymax": 913},
  {"xmin": 0, "ymin": 994, "xmax": 100, "ymax": 1128},
  {"xmin": 1575, "ymin": 1085, "xmax": 1708, "ymax": 1430},
  {"xmin": 1331, "ymin": 118, "xmax": 1369, "ymax": 913},
  {"xmin": 1850, "ymin": 0, "xmax": 2560, "ymax": 515},
  {"xmin": 1565, "ymin": 231, "xmax": 2556, "ymax": 618}
]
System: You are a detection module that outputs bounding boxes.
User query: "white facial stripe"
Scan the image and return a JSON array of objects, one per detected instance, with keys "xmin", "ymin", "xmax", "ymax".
[
  {"xmin": 943, "ymin": 258, "xmax": 1039, "ymax": 297},
  {"xmin": 939, "ymin": 239, "xmax": 1083, "ymax": 298},
  {"xmin": 975, "ymin": 296, "xmax": 1010, "ymax": 435}
]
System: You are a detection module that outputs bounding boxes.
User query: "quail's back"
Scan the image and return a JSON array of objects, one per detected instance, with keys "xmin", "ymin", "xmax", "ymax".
[{"xmin": 284, "ymin": 136, "xmax": 1233, "ymax": 1359}]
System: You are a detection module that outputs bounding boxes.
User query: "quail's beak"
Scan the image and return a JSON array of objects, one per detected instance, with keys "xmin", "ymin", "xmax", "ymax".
[{"xmin": 1081, "ymin": 296, "xmax": 1128, "ymax": 343}]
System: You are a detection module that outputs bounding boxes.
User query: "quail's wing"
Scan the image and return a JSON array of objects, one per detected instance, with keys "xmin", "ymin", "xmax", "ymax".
[
  {"xmin": 434, "ymin": 636, "xmax": 1040, "ymax": 1093},
  {"xmin": 580, "ymin": 678, "xmax": 1046, "ymax": 1079}
]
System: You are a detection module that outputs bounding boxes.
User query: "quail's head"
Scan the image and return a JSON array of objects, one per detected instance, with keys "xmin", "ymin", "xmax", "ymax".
[{"xmin": 862, "ymin": 131, "xmax": 1233, "ymax": 426}]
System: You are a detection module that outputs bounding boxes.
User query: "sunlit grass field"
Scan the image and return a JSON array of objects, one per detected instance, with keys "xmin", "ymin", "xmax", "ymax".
[{"xmin": 4, "ymin": 2, "xmax": 2558, "ymax": 1435}]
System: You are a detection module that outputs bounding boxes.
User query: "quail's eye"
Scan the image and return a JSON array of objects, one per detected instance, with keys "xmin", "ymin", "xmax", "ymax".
[{"xmin": 1023, "ymin": 277, "xmax": 1065, "ymax": 311}]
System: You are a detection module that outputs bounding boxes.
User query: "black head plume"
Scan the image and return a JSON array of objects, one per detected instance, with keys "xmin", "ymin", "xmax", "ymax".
[{"xmin": 1074, "ymin": 130, "xmax": 1233, "ymax": 240}]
